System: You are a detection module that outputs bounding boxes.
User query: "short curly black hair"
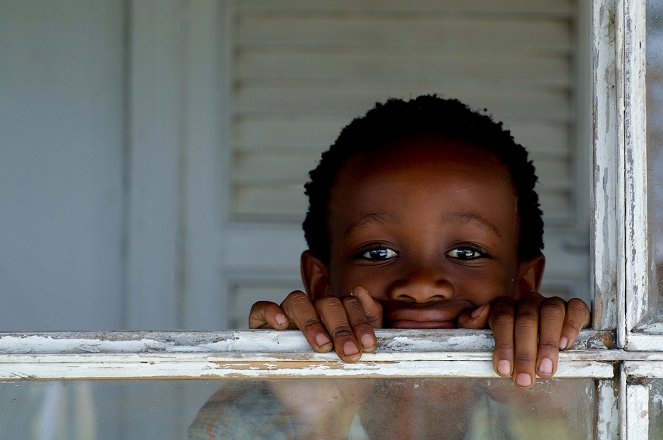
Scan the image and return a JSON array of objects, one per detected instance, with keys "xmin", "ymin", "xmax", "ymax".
[{"xmin": 303, "ymin": 95, "xmax": 544, "ymax": 263}]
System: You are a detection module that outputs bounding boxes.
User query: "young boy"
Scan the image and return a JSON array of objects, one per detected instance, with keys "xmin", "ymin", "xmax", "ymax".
[
  {"xmin": 248, "ymin": 95, "xmax": 590, "ymax": 388},
  {"xmin": 188, "ymin": 96, "xmax": 593, "ymax": 439}
]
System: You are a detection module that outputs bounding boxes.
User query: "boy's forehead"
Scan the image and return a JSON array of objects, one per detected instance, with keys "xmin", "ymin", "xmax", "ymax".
[
  {"xmin": 327, "ymin": 137, "xmax": 519, "ymax": 237},
  {"xmin": 336, "ymin": 137, "xmax": 509, "ymax": 186}
]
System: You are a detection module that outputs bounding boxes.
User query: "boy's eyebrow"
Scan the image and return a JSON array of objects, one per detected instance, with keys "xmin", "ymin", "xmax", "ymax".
[
  {"xmin": 344, "ymin": 212, "xmax": 394, "ymax": 235},
  {"xmin": 442, "ymin": 212, "xmax": 502, "ymax": 237},
  {"xmin": 344, "ymin": 212, "xmax": 501, "ymax": 237}
]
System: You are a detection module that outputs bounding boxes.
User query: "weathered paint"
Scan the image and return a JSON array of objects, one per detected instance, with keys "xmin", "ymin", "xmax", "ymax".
[
  {"xmin": 625, "ymin": 360, "xmax": 663, "ymax": 378},
  {"xmin": 623, "ymin": 0, "xmax": 649, "ymax": 334},
  {"xmin": 0, "ymin": 329, "xmax": 633, "ymax": 381},
  {"xmin": 0, "ymin": 329, "xmax": 614, "ymax": 354},
  {"xmin": 592, "ymin": 0, "xmax": 621, "ymax": 332},
  {"xmin": 626, "ymin": 384, "xmax": 649, "ymax": 439},
  {"xmin": 597, "ymin": 379, "xmax": 619, "ymax": 439}
]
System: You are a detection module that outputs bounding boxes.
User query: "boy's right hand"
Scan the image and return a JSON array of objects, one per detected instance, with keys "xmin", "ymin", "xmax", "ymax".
[{"xmin": 249, "ymin": 287, "xmax": 381, "ymax": 363}]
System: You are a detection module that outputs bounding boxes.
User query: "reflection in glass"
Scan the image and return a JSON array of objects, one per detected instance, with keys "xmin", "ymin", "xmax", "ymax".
[
  {"xmin": 0, "ymin": 378, "xmax": 596, "ymax": 439},
  {"xmin": 649, "ymin": 379, "xmax": 663, "ymax": 438},
  {"xmin": 649, "ymin": 0, "xmax": 663, "ymax": 318}
]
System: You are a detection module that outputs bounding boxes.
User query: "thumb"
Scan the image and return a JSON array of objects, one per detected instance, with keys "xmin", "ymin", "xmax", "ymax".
[
  {"xmin": 457, "ymin": 303, "xmax": 491, "ymax": 329},
  {"xmin": 351, "ymin": 285, "xmax": 383, "ymax": 328}
]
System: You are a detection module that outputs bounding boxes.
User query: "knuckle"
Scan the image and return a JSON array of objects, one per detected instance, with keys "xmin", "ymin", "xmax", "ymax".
[
  {"xmin": 567, "ymin": 298, "xmax": 590, "ymax": 315},
  {"xmin": 284, "ymin": 290, "xmax": 306, "ymax": 302},
  {"xmin": 492, "ymin": 312, "xmax": 515, "ymax": 327},
  {"xmin": 564, "ymin": 320, "xmax": 583, "ymax": 333},
  {"xmin": 514, "ymin": 353, "xmax": 534, "ymax": 364},
  {"xmin": 493, "ymin": 347, "xmax": 513, "ymax": 358},
  {"xmin": 363, "ymin": 310, "xmax": 380, "ymax": 323},
  {"xmin": 331, "ymin": 326, "xmax": 354, "ymax": 339},
  {"xmin": 538, "ymin": 341, "xmax": 559, "ymax": 351},
  {"xmin": 315, "ymin": 296, "xmax": 340, "ymax": 307},
  {"xmin": 341, "ymin": 296, "xmax": 360, "ymax": 306},
  {"xmin": 515, "ymin": 310, "xmax": 538, "ymax": 328},
  {"xmin": 300, "ymin": 318, "xmax": 322, "ymax": 332},
  {"xmin": 540, "ymin": 300, "xmax": 566, "ymax": 320}
]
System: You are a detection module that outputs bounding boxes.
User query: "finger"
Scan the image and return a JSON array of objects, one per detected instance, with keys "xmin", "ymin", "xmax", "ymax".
[
  {"xmin": 489, "ymin": 297, "xmax": 515, "ymax": 380},
  {"xmin": 249, "ymin": 301, "xmax": 290, "ymax": 329},
  {"xmin": 281, "ymin": 290, "xmax": 333, "ymax": 353},
  {"xmin": 351, "ymin": 286, "xmax": 383, "ymax": 327},
  {"xmin": 342, "ymin": 294, "xmax": 377, "ymax": 352},
  {"xmin": 512, "ymin": 293, "xmax": 543, "ymax": 387},
  {"xmin": 315, "ymin": 296, "xmax": 363, "ymax": 362},
  {"xmin": 535, "ymin": 296, "xmax": 566, "ymax": 379},
  {"xmin": 457, "ymin": 303, "xmax": 491, "ymax": 329},
  {"xmin": 559, "ymin": 298, "xmax": 591, "ymax": 349}
]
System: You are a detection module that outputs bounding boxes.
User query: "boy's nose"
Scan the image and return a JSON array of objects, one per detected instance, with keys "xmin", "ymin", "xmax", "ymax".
[{"xmin": 389, "ymin": 268, "xmax": 454, "ymax": 303}]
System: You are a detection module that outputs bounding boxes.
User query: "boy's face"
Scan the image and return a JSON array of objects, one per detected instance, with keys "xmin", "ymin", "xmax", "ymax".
[{"xmin": 304, "ymin": 136, "xmax": 544, "ymax": 329}]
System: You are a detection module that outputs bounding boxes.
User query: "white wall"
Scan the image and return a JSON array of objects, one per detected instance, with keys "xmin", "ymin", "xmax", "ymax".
[{"xmin": 0, "ymin": 0, "xmax": 125, "ymax": 330}]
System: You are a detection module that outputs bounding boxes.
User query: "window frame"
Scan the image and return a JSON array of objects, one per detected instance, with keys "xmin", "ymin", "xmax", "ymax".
[{"xmin": 2, "ymin": 0, "xmax": 662, "ymax": 438}]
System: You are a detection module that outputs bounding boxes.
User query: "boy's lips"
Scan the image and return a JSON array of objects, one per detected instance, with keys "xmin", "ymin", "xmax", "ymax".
[{"xmin": 382, "ymin": 300, "xmax": 475, "ymax": 329}]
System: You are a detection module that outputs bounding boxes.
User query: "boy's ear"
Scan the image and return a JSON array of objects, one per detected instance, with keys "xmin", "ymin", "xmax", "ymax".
[
  {"xmin": 514, "ymin": 255, "xmax": 546, "ymax": 298},
  {"xmin": 300, "ymin": 250, "xmax": 332, "ymax": 300}
]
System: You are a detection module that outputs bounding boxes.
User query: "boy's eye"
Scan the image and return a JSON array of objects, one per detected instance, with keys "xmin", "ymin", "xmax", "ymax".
[
  {"xmin": 359, "ymin": 247, "xmax": 399, "ymax": 260},
  {"xmin": 447, "ymin": 247, "xmax": 485, "ymax": 260}
]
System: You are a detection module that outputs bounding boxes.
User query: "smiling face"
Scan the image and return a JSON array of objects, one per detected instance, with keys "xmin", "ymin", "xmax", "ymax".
[{"xmin": 302, "ymin": 136, "xmax": 544, "ymax": 329}]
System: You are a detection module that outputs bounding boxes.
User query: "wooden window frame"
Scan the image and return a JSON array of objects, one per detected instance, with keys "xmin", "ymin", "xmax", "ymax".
[{"xmin": 2, "ymin": 0, "xmax": 662, "ymax": 438}]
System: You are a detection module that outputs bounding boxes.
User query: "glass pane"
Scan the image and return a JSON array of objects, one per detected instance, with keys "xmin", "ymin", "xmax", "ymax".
[
  {"xmin": 649, "ymin": 0, "xmax": 663, "ymax": 323},
  {"xmin": 649, "ymin": 379, "xmax": 663, "ymax": 438},
  {"xmin": 1, "ymin": 378, "xmax": 596, "ymax": 439}
]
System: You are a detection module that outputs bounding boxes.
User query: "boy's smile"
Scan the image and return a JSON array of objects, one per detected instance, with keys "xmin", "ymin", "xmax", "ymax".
[{"xmin": 308, "ymin": 136, "xmax": 541, "ymax": 329}]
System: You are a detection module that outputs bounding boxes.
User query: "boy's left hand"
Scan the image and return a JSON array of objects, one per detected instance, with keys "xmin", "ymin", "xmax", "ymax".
[{"xmin": 483, "ymin": 291, "xmax": 591, "ymax": 387}]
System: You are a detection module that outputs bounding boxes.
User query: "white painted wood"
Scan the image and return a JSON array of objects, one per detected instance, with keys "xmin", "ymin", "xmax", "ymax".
[
  {"xmin": 626, "ymin": 360, "xmax": 663, "ymax": 378},
  {"xmin": 620, "ymin": 362, "xmax": 628, "ymax": 440},
  {"xmin": 592, "ymin": 0, "xmax": 621, "ymax": 332},
  {"xmin": 0, "ymin": 329, "xmax": 615, "ymax": 354},
  {"xmin": 177, "ymin": 0, "xmax": 227, "ymax": 329},
  {"xmin": 0, "ymin": 330, "xmax": 617, "ymax": 380},
  {"xmin": 238, "ymin": 0, "xmax": 574, "ymax": 15},
  {"xmin": 0, "ymin": 358, "xmax": 614, "ymax": 380},
  {"xmin": 0, "ymin": 0, "xmax": 126, "ymax": 330},
  {"xmin": 626, "ymin": 384, "xmax": 650, "ymax": 439},
  {"xmin": 623, "ymin": 0, "xmax": 650, "ymax": 332},
  {"xmin": 125, "ymin": 0, "xmax": 231, "ymax": 329},
  {"xmin": 625, "ymin": 333, "xmax": 663, "ymax": 351},
  {"xmin": 231, "ymin": 0, "xmax": 579, "ymax": 224},
  {"xmin": 597, "ymin": 379, "xmax": 619, "ymax": 439},
  {"xmin": 224, "ymin": 0, "xmax": 591, "ymax": 305},
  {"xmin": 237, "ymin": 18, "xmax": 571, "ymax": 51},
  {"xmin": 126, "ymin": 0, "xmax": 184, "ymax": 329},
  {"xmin": 618, "ymin": 0, "xmax": 629, "ymax": 348}
]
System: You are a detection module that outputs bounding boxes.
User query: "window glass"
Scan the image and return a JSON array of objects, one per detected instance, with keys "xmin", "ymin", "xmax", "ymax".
[
  {"xmin": 1, "ymin": 378, "xmax": 597, "ymax": 439},
  {"xmin": 648, "ymin": 0, "xmax": 663, "ymax": 321},
  {"xmin": 649, "ymin": 379, "xmax": 663, "ymax": 438}
]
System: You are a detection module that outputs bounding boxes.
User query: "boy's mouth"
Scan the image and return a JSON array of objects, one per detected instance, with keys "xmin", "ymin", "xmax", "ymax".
[{"xmin": 382, "ymin": 300, "xmax": 475, "ymax": 329}]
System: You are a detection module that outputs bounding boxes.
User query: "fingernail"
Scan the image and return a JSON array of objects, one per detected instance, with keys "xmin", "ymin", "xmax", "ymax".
[
  {"xmin": 315, "ymin": 333, "xmax": 331, "ymax": 347},
  {"xmin": 276, "ymin": 313, "xmax": 288, "ymax": 326},
  {"xmin": 343, "ymin": 341, "xmax": 359, "ymax": 356},
  {"xmin": 559, "ymin": 336, "xmax": 569, "ymax": 350},
  {"xmin": 516, "ymin": 373, "xmax": 532, "ymax": 387},
  {"xmin": 538, "ymin": 357, "xmax": 553, "ymax": 375},
  {"xmin": 471, "ymin": 304, "xmax": 485, "ymax": 319},
  {"xmin": 361, "ymin": 334, "xmax": 375, "ymax": 349},
  {"xmin": 497, "ymin": 360, "xmax": 511, "ymax": 376}
]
